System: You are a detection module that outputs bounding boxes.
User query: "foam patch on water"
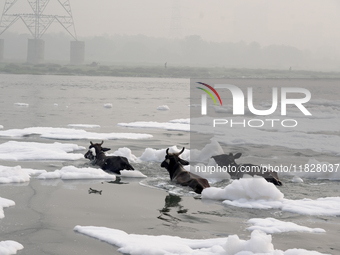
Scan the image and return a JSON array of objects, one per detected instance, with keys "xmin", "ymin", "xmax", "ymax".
[
  {"xmin": 202, "ymin": 177, "xmax": 340, "ymax": 216},
  {"xmin": 157, "ymin": 105, "xmax": 170, "ymax": 111},
  {"xmin": 120, "ymin": 170, "xmax": 147, "ymax": 178},
  {"xmin": 118, "ymin": 121, "xmax": 189, "ymax": 132},
  {"xmin": 291, "ymin": 176, "xmax": 304, "ymax": 183},
  {"xmin": 139, "ymin": 146, "xmax": 190, "ymax": 162},
  {"xmin": 67, "ymin": 124, "xmax": 101, "ymax": 129},
  {"xmin": 74, "ymin": 226, "xmax": 328, "ymax": 255},
  {"xmin": 247, "ymin": 218, "xmax": 325, "ymax": 234},
  {"xmin": 0, "ymin": 197, "xmax": 15, "ymax": 219},
  {"xmin": 104, "ymin": 103, "xmax": 112, "ymax": 108},
  {"xmin": 14, "ymin": 102, "xmax": 29, "ymax": 107},
  {"xmin": 0, "ymin": 141, "xmax": 85, "ymax": 161},
  {"xmin": 202, "ymin": 177, "xmax": 284, "ymax": 201},
  {"xmin": 107, "ymin": 147, "xmax": 141, "ymax": 163},
  {"xmin": 37, "ymin": 166, "xmax": 116, "ymax": 180},
  {"xmin": 0, "ymin": 165, "xmax": 46, "ymax": 183},
  {"xmin": 0, "ymin": 240, "xmax": 24, "ymax": 254},
  {"xmin": 119, "ymin": 116, "xmax": 340, "ymax": 154},
  {"xmin": 294, "ymin": 158, "xmax": 340, "ymax": 180},
  {"xmin": 0, "ymin": 127, "xmax": 152, "ymax": 140}
]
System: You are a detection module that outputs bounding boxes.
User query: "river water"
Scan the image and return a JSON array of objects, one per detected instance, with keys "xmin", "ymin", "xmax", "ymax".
[{"xmin": 0, "ymin": 74, "xmax": 339, "ymax": 255}]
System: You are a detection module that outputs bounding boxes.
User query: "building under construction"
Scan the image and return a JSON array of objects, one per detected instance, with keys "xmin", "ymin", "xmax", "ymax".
[{"xmin": 0, "ymin": 0, "xmax": 84, "ymax": 64}]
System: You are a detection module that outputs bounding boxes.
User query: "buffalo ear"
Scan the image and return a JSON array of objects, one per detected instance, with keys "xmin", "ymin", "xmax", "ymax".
[
  {"xmin": 234, "ymin": 152, "xmax": 242, "ymax": 159},
  {"xmin": 102, "ymin": 147, "xmax": 111, "ymax": 152},
  {"xmin": 179, "ymin": 158, "xmax": 189, "ymax": 165}
]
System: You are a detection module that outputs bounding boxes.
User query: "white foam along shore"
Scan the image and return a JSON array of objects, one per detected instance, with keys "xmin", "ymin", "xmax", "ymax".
[
  {"xmin": 0, "ymin": 240, "xmax": 24, "ymax": 255},
  {"xmin": 74, "ymin": 226, "xmax": 329, "ymax": 255},
  {"xmin": 202, "ymin": 177, "xmax": 340, "ymax": 216},
  {"xmin": 0, "ymin": 127, "xmax": 152, "ymax": 140}
]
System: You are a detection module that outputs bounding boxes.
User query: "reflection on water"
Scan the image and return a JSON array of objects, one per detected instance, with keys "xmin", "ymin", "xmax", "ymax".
[{"xmin": 158, "ymin": 194, "xmax": 188, "ymax": 224}]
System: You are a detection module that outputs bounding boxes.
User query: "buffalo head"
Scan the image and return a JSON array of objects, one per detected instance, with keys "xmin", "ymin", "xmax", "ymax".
[
  {"xmin": 161, "ymin": 147, "xmax": 189, "ymax": 168},
  {"xmin": 84, "ymin": 141, "xmax": 110, "ymax": 160}
]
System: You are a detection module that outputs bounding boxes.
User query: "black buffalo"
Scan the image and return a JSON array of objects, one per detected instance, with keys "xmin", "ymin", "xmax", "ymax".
[
  {"xmin": 212, "ymin": 153, "xmax": 282, "ymax": 186},
  {"xmin": 84, "ymin": 141, "xmax": 134, "ymax": 174},
  {"xmin": 161, "ymin": 147, "xmax": 210, "ymax": 194}
]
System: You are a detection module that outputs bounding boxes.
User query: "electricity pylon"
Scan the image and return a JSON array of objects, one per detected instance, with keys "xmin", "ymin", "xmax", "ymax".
[{"xmin": 0, "ymin": 0, "xmax": 77, "ymax": 40}]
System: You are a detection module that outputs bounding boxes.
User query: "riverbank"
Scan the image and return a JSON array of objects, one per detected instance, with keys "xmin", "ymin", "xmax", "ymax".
[{"xmin": 1, "ymin": 62, "xmax": 340, "ymax": 79}]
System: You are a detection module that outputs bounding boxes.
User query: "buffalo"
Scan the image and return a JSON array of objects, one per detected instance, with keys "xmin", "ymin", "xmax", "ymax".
[
  {"xmin": 84, "ymin": 141, "xmax": 134, "ymax": 174},
  {"xmin": 161, "ymin": 147, "xmax": 210, "ymax": 194},
  {"xmin": 212, "ymin": 152, "xmax": 282, "ymax": 186}
]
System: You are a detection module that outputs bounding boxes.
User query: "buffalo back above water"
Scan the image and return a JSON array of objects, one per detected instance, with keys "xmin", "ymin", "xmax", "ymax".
[
  {"xmin": 84, "ymin": 141, "xmax": 134, "ymax": 174},
  {"xmin": 212, "ymin": 153, "xmax": 282, "ymax": 186}
]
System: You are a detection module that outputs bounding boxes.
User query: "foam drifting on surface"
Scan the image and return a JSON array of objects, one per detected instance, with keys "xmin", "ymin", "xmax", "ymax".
[
  {"xmin": 74, "ymin": 226, "xmax": 328, "ymax": 255},
  {"xmin": 247, "ymin": 218, "xmax": 326, "ymax": 234},
  {"xmin": 0, "ymin": 197, "xmax": 15, "ymax": 219},
  {"xmin": 0, "ymin": 141, "xmax": 85, "ymax": 161},
  {"xmin": 157, "ymin": 105, "xmax": 170, "ymax": 111},
  {"xmin": 117, "ymin": 121, "xmax": 189, "ymax": 132},
  {"xmin": 67, "ymin": 124, "xmax": 101, "ymax": 129},
  {"xmin": 120, "ymin": 170, "xmax": 147, "ymax": 178},
  {"xmin": 104, "ymin": 103, "xmax": 112, "ymax": 108},
  {"xmin": 118, "ymin": 117, "xmax": 340, "ymax": 155},
  {"xmin": 0, "ymin": 165, "xmax": 46, "ymax": 183},
  {"xmin": 295, "ymin": 158, "xmax": 340, "ymax": 180},
  {"xmin": 0, "ymin": 127, "xmax": 152, "ymax": 140},
  {"xmin": 14, "ymin": 102, "xmax": 29, "ymax": 107},
  {"xmin": 0, "ymin": 240, "xmax": 24, "ymax": 255},
  {"xmin": 139, "ymin": 145, "xmax": 190, "ymax": 162},
  {"xmin": 37, "ymin": 166, "xmax": 116, "ymax": 180},
  {"xmin": 202, "ymin": 177, "xmax": 340, "ymax": 216}
]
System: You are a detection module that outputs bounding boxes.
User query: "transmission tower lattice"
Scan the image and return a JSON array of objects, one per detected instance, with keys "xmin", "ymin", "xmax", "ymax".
[{"xmin": 0, "ymin": 0, "xmax": 77, "ymax": 40}]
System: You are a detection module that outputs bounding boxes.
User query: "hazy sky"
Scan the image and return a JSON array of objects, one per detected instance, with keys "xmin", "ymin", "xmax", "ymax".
[{"xmin": 2, "ymin": 0, "xmax": 340, "ymax": 52}]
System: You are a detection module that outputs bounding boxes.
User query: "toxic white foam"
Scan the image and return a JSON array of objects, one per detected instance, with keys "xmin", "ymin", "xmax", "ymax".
[
  {"xmin": 74, "ymin": 226, "xmax": 328, "ymax": 255},
  {"xmin": 118, "ymin": 116, "xmax": 340, "ymax": 155},
  {"xmin": 0, "ymin": 165, "xmax": 46, "ymax": 184},
  {"xmin": 120, "ymin": 170, "xmax": 147, "ymax": 178},
  {"xmin": 67, "ymin": 124, "xmax": 101, "ymax": 129},
  {"xmin": 0, "ymin": 141, "xmax": 84, "ymax": 161},
  {"xmin": 0, "ymin": 197, "xmax": 15, "ymax": 219},
  {"xmin": 117, "ymin": 121, "xmax": 189, "ymax": 132},
  {"xmin": 294, "ymin": 158, "xmax": 340, "ymax": 180},
  {"xmin": 14, "ymin": 102, "xmax": 29, "ymax": 107},
  {"xmin": 202, "ymin": 177, "xmax": 340, "ymax": 216},
  {"xmin": 0, "ymin": 127, "xmax": 152, "ymax": 140},
  {"xmin": 0, "ymin": 240, "xmax": 24, "ymax": 254},
  {"xmin": 156, "ymin": 105, "xmax": 170, "ymax": 111},
  {"xmin": 37, "ymin": 166, "xmax": 116, "ymax": 180},
  {"xmin": 247, "ymin": 218, "xmax": 325, "ymax": 234}
]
